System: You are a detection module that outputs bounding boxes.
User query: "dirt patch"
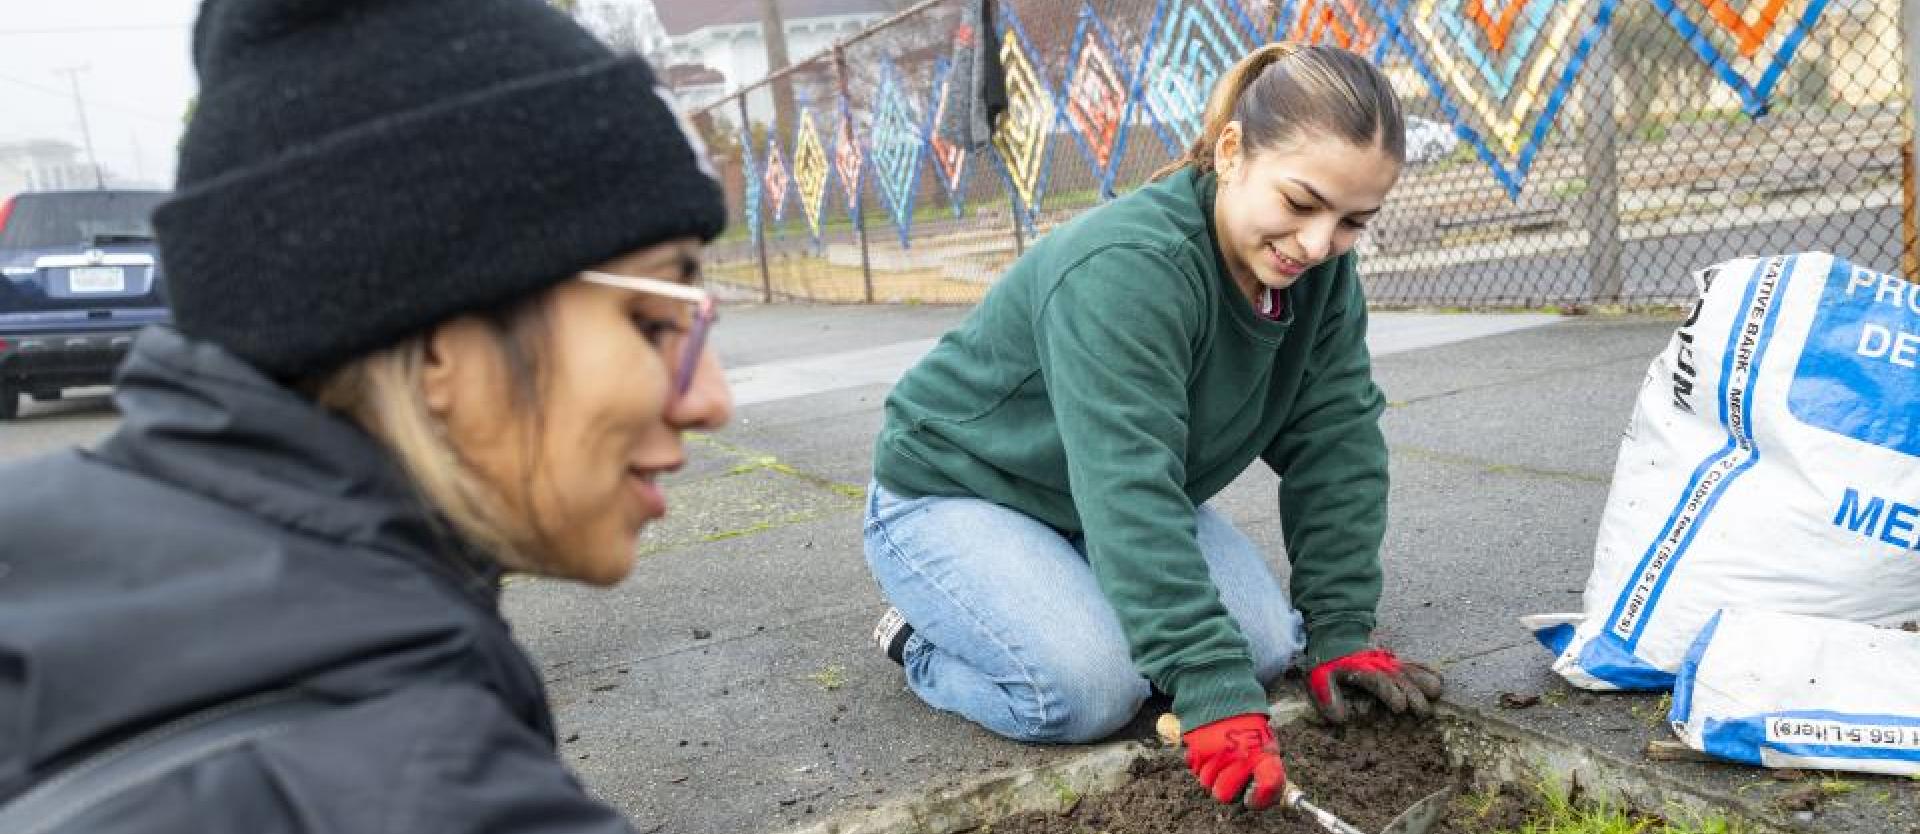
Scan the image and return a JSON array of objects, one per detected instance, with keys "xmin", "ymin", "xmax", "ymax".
[
  {"xmin": 1496, "ymin": 692, "xmax": 1541, "ymax": 710},
  {"xmin": 986, "ymin": 719, "xmax": 1541, "ymax": 833},
  {"xmin": 1773, "ymin": 784, "xmax": 1827, "ymax": 813}
]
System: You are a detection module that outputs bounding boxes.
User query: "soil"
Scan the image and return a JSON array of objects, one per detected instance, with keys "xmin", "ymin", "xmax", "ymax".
[
  {"xmin": 1772, "ymin": 784, "xmax": 1826, "ymax": 813},
  {"xmin": 986, "ymin": 719, "xmax": 1541, "ymax": 834},
  {"xmin": 1496, "ymin": 692, "xmax": 1541, "ymax": 710}
]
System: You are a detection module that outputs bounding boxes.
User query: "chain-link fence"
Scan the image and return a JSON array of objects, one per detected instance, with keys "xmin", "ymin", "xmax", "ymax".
[{"xmin": 690, "ymin": 0, "xmax": 1915, "ymax": 308}]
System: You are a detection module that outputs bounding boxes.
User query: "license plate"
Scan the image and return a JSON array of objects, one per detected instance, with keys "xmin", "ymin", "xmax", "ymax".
[{"xmin": 69, "ymin": 266, "xmax": 125, "ymax": 293}]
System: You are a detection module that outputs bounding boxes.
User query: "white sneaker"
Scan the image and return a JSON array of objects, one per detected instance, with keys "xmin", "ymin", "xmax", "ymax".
[{"xmin": 872, "ymin": 607, "xmax": 914, "ymax": 665}]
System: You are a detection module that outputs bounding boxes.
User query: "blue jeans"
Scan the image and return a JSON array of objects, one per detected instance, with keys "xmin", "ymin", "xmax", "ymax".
[{"xmin": 863, "ymin": 481, "xmax": 1305, "ymax": 744}]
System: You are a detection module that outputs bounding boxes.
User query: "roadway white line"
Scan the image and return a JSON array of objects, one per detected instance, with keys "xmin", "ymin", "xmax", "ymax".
[
  {"xmin": 726, "ymin": 337, "xmax": 942, "ymax": 407},
  {"xmin": 725, "ymin": 313, "xmax": 1562, "ymax": 407}
]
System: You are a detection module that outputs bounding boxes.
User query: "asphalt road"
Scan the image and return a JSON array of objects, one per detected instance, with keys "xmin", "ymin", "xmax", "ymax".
[{"xmin": 1366, "ymin": 206, "xmax": 1903, "ymax": 306}]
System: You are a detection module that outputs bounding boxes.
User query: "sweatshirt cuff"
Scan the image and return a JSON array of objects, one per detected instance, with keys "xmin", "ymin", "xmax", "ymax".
[
  {"xmin": 1304, "ymin": 620, "xmax": 1373, "ymax": 668},
  {"xmin": 1165, "ymin": 659, "xmax": 1269, "ymax": 730}
]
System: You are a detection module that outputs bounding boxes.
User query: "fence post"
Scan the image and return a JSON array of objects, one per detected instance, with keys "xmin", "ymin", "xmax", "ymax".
[
  {"xmin": 1008, "ymin": 190, "xmax": 1026, "ymax": 258},
  {"xmin": 997, "ymin": 146, "xmax": 1026, "ymax": 259},
  {"xmin": 737, "ymin": 94, "xmax": 774, "ymax": 303},
  {"xmin": 833, "ymin": 46, "xmax": 876, "ymax": 304},
  {"xmin": 1581, "ymin": 18, "xmax": 1624, "ymax": 306},
  {"xmin": 1904, "ymin": 0, "xmax": 1919, "ymax": 280}
]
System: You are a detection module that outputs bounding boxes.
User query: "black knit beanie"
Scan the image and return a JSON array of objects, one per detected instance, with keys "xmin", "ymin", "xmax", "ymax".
[{"xmin": 154, "ymin": 0, "xmax": 727, "ymax": 379}]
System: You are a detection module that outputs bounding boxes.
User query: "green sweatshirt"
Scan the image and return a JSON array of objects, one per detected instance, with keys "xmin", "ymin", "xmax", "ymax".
[{"xmin": 873, "ymin": 167, "xmax": 1388, "ymax": 729}]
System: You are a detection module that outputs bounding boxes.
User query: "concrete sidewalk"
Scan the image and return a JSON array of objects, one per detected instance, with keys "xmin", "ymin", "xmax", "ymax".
[{"xmin": 501, "ymin": 303, "xmax": 1916, "ymax": 834}]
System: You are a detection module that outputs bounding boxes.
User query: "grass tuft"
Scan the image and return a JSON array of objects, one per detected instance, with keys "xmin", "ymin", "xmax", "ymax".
[
  {"xmin": 1816, "ymin": 777, "xmax": 1857, "ymax": 797},
  {"xmin": 1490, "ymin": 779, "xmax": 1738, "ymax": 834},
  {"xmin": 805, "ymin": 665, "xmax": 846, "ymax": 691}
]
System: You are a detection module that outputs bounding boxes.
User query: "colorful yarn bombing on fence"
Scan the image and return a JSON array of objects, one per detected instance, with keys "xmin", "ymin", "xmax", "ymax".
[
  {"xmin": 833, "ymin": 98, "xmax": 863, "ymax": 212},
  {"xmin": 1378, "ymin": 0, "xmax": 1618, "ymax": 198},
  {"xmin": 1277, "ymin": 0, "xmax": 1390, "ymax": 62},
  {"xmin": 1138, "ymin": 0, "xmax": 1255, "ymax": 154},
  {"xmin": 869, "ymin": 62, "xmax": 928, "ymax": 247},
  {"xmin": 993, "ymin": 2, "xmax": 1056, "ymax": 226},
  {"xmin": 1436, "ymin": 0, "xmax": 1558, "ymax": 100},
  {"xmin": 1061, "ymin": 3, "xmax": 1134, "ymax": 196},
  {"xmin": 762, "ymin": 133, "xmax": 792, "ymax": 223},
  {"xmin": 741, "ymin": 125, "xmax": 762, "ymax": 246},
  {"xmin": 1221, "ymin": 0, "xmax": 1275, "ymax": 42},
  {"xmin": 929, "ymin": 56, "xmax": 971, "ymax": 216},
  {"xmin": 793, "ymin": 109, "xmax": 831, "ymax": 241},
  {"xmin": 1647, "ymin": 0, "xmax": 1833, "ymax": 116}
]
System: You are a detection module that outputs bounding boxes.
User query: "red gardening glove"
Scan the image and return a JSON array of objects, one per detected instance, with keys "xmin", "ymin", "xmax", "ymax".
[
  {"xmin": 1182, "ymin": 713, "xmax": 1287, "ymax": 809},
  {"xmin": 1307, "ymin": 648, "xmax": 1445, "ymax": 724}
]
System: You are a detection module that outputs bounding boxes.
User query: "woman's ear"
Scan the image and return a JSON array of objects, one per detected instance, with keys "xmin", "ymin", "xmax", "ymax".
[
  {"xmin": 421, "ymin": 315, "xmax": 486, "ymax": 416},
  {"xmin": 1213, "ymin": 120, "xmax": 1243, "ymax": 178}
]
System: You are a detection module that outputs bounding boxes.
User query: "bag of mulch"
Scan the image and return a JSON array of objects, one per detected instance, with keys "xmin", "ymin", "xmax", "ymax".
[
  {"xmin": 1525, "ymin": 252, "xmax": 1920, "ymax": 690},
  {"xmin": 1668, "ymin": 609, "xmax": 1920, "ymax": 776}
]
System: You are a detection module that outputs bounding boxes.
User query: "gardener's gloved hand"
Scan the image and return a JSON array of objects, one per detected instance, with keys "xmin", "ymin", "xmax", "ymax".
[
  {"xmin": 1182, "ymin": 713, "xmax": 1287, "ymax": 809},
  {"xmin": 1307, "ymin": 648, "xmax": 1445, "ymax": 724}
]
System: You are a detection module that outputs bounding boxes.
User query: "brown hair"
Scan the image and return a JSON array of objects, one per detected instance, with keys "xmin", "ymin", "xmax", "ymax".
[{"xmin": 1150, "ymin": 42, "xmax": 1405, "ymax": 181}]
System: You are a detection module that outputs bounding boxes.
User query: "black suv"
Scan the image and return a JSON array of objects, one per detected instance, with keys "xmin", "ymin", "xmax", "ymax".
[{"xmin": 0, "ymin": 189, "xmax": 170, "ymax": 419}]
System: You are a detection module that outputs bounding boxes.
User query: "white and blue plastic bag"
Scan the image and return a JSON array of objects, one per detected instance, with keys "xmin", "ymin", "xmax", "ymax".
[
  {"xmin": 1527, "ymin": 253, "xmax": 1920, "ymax": 690},
  {"xmin": 1669, "ymin": 609, "xmax": 1920, "ymax": 776}
]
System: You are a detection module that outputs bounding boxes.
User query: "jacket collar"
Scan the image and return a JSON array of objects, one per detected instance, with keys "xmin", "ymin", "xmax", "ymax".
[{"xmin": 98, "ymin": 326, "xmax": 504, "ymax": 605}]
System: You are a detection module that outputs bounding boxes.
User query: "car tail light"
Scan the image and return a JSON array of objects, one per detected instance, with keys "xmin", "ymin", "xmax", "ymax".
[{"xmin": 0, "ymin": 195, "xmax": 13, "ymax": 238}]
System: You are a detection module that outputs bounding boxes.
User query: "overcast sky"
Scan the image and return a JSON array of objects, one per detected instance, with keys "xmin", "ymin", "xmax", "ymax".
[
  {"xmin": 0, "ymin": 0, "xmax": 662, "ymax": 189},
  {"xmin": 0, "ymin": 0, "xmax": 201, "ymax": 187}
]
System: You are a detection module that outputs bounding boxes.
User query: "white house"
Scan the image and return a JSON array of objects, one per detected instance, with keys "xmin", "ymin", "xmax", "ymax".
[
  {"xmin": 0, "ymin": 140, "xmax": 101, "ymax": 194},
  {"xmin": 629, "ymin": 0, "xmax": 671, "ymax": 56},
  {"xmin": 662, "ymin": 63, "xmax": 728, "ymax": 114},
  {"xmin": 654, "ymin": 0, "xmax": 894, "ymax": 114}
]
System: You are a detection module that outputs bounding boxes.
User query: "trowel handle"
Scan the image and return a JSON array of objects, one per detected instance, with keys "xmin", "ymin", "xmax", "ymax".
[{"xmin": 1282, "ymin": 783, "xmax": 1369, "ymax": 834}]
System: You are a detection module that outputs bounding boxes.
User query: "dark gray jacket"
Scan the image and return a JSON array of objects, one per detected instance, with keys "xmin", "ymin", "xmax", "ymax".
[{"xmin": 0, "ymin": 327, "xmax": 634, "ymax": 833}]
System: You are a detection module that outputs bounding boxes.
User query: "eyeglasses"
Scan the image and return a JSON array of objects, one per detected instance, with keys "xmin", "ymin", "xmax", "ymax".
[{"xmin": 580, "ymin": 270, "xmax": 717, "ymax": 398}]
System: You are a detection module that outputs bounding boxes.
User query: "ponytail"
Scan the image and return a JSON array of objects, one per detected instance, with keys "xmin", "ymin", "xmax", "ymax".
[
  {"xmin": 1147, "ymin": 41, "xmax": 1405, "ymax": 182},
  {"xmin": 1150, "ymin": 42, "xmax": 1302, "ymax": 182}
]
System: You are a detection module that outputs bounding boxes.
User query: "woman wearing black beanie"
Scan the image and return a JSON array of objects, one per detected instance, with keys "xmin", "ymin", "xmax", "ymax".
[{"xmin": 0, "ymin": 0, "xmax": 730, "ymax": 831}]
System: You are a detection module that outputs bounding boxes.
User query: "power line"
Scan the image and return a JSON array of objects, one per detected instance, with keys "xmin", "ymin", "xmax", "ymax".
[
  {"xmin": 0, "ymin": 24, "xmax": 188, "ymax": 36},
  {"xmin": 0, "ymin": 71, "xmax": 182, "ymax": 125},
  {"xmin": 0, "ymin": 71, "xmax": 71, "ymax": 100}
]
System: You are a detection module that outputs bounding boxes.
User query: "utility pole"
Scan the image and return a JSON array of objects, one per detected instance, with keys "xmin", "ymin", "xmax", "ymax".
[
  {"xmin": 758, "ymin": 0, "xmax": 797, "ymax": 141},
  {"xmin": 129, "ymin": 129, "xmax": 147, "ymax": 185},
  {"xmin": 53, "ymin": 66, "xmax": 105, "ymax": 189}
]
